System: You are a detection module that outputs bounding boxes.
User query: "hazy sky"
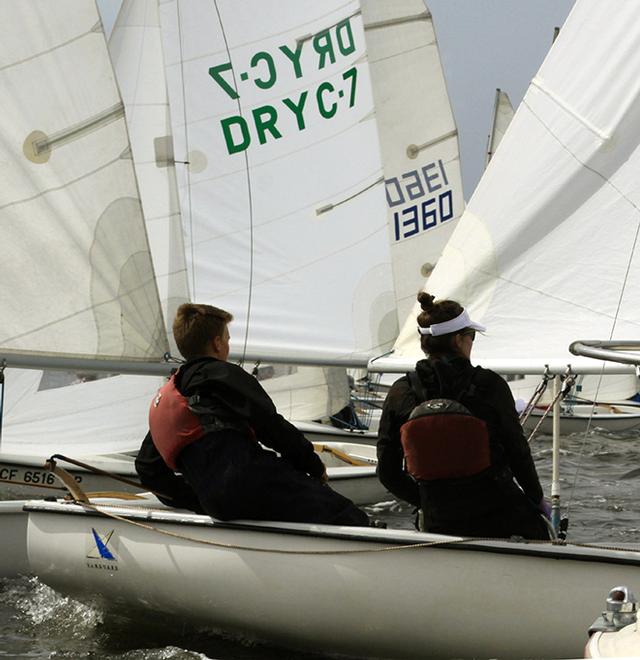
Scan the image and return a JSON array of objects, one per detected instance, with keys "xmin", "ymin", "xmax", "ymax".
[
  {"xmin": 98, "ymin": 0, "xmax": 576, "ymax": 199},
  {"xmin": 426, "ymin": 0, "xmax": 575, "ymax": 198}
]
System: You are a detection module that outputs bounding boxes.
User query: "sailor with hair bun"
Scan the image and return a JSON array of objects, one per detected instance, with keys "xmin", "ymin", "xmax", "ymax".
[{"xmin": 376, "ymin": 291, "xmax": 551, "ymax": 539}]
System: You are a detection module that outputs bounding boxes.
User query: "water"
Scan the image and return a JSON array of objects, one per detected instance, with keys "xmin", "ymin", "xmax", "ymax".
[{"xmin": 2, "ymin": 428, "xmax": 640, "ymax": 659}]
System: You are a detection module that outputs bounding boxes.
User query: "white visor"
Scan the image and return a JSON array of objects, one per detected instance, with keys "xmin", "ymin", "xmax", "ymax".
[{"xmin": 417, "ymin": 309, "xmax": 486, "ymax": 336}]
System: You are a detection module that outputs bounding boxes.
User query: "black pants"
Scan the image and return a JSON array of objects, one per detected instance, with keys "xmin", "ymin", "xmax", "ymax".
[
  {"xmin": 419, "ymin": 470, "xmax": 551, "ymax": 540},
  {"xmin": 177, "ymin": 431, "xmax": 369, "ymax": 527}
]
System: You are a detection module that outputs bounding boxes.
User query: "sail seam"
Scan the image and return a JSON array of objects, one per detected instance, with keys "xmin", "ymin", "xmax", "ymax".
[
  {"xmin": 0, "ymin": 26, "xmax": 93, "ymax": 73},
  {"xmin": 0, "ymin": 155, "xmax": 123, "ymax": 213},
  {"xmin": 530, "ymin": 77, "xmax": 610, "ymax": 141}
]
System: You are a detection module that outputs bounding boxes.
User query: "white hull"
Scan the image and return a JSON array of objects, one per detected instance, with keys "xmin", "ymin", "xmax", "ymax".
[
  {"xmin": 0, "ymin": 440, "xmax": 385, "ymax": 505},
  {"xmin": 21, "ymin": 496, "xmax": 640, "ymax": 660},
  {"xmin": 0, "ymin": 500, "xmax": 29, "ymax": 577},
  {"xmin": 293, "ymin": 419, "xmax": 378, "ymax": 445},
  {"xmin": 586, "ymin": 622, "xmax": 640, "ymax": 657},
  {"xmin": 522, "ymin": 404, "xmax": 640, "ymax": 435}
]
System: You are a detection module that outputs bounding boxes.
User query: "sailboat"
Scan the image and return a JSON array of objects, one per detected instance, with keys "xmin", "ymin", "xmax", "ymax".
[
  {"xmin": 482, "ymin": 87, "xmax": 640, "ymax": 435},
  {"xmin": 0, "ymin": 0, "xmax": 398, "ymax": 500},
  {"xmin": 485, "ymin": 88, "xmax": 514, "ymax": 167},
  {"xmin": 8, "ymin": 2, "xmax": 640, "ymax": 660}
]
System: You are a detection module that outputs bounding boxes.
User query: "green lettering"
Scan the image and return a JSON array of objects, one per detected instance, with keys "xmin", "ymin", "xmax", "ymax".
[
  {"xmin": 313, "ymin": 30, "xmax": 335, "ymax": 69},
  {"xmin": 221, "ymin": 116, "xmax": 250, "ymax": 154},
  {"xmin": 250, "ymin": 51, "xmax": 277, "ymax": 90},
  {"xmin": 336, "ymin": 18, "xmax": 356, "ymax": 56},
  {"xmin": 208, "ymin": 63, "xmax": 239, "ymax": 100},
  {"xmin": 279, "ymin": 42, "xmax": 304, "ymax": 78},
  {"xmin": 316, "ymin": 82, "xmax": 337, "ymax": 119},
  {"xmin": 252, "ymin": 105, "xmax": 281, "ymax": 145},
  {"xmin": 283, "ymin": 92, "xmax": 308, "ymax": 131},
  {"xmin": 342, "ymin": 66, "xmax": 357, "ymax": 108}
]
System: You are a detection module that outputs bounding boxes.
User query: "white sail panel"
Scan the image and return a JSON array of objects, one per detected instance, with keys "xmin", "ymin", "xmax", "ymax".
[
  {"xmin": 0, "ymin": 1, "xmax": 167, "ymax": 361},
  {"xmin": 159, "ymin": 0, "xmax": 397, "ymax": 364},
  {"xmin": 362, "ymin": 0, "xmax": 464, "ymax": 325},
  {"xmin": 109, "ymin": 0, "xmax": 190, "ymax": 356},
  {"xmin": 389, "ymin": 0, "xmax": 640, "ymax": 378},
  {"xmin": 1, "ymin": 370, "xmax": 160, "ymax": 456},
  {"xmin": 485, "ymin": 89, "xmax": 514, "ymax": 167}
]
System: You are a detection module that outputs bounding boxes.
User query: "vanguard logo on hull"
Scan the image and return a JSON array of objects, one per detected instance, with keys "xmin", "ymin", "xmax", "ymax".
[{"xmin": 86, "ymin": 528, "xmax": 118, "ymax": 571}]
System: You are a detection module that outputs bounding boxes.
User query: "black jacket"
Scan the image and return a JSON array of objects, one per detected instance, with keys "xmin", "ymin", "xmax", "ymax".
[
  {"xmin": 376, "ymin": 356, "xmax": 543, "ymax": 508},
  {"xmin": 136, "ymin": 356, "xmax": 324, "ymax": 508}
]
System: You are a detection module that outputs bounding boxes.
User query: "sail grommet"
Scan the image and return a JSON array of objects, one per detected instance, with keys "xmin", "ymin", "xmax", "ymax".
[{"xmin": 23, "ymin": 130, "xmax": 51, "ymax": 164}]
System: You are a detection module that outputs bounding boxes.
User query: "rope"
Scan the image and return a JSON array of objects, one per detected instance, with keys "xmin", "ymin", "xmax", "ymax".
[
  {"xmin": 75, "ymin": 499, "xmax": 574, "ymax": 556},
  {"xmin": 519, "ymin": 370, "xmax": 550, "ymax": 426},
  {"xmin": 526, "ymin": 371, "xmax": 576, "ymax": 444},
  {"xmin": 62, "ymin": 498, "xmax": 640, "ymax": 557}
]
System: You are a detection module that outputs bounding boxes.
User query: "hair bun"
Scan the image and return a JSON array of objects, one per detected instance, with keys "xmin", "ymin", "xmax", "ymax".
[{"xmin": 417, "ymin": 291, "xmax": 435, "ymax": 312}]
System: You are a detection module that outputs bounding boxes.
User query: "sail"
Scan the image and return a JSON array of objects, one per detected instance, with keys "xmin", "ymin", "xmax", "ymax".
[
  {"xmin": 158, "ymin": 0, "xmax": 397, "ymax": 365},
  {"xmin": 110, "ymin": 0, "xmax": 349, "ymax": 420},
  {"xmin": 362, "ymin": 0, "xmax": 464, "ymax": 326},
  {"xmin": 108, "ymin": 0, "xmax": 190, "ymax": 356},
  {"xmin": 375, "ymin": 0, "xmax": 640, "ymax": 379},
  {"xmin": 0, "ymin": 1, "xmax": 167, "ymax": 363},
  {"xmin": 485, "ymin": 89, "xmax": 514, "ymax": 168}
]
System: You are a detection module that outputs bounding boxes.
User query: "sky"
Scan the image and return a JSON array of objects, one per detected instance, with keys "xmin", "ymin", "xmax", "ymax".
[
  {"xmin": 98, "ymin": 0, "xmax": 576, "ymax": 200},
  {"xmin": 425, "ymin": 0, "xmax": 575, "ymax": 198}
]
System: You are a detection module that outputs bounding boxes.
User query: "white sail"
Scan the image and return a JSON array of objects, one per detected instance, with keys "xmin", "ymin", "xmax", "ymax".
[
  {"xmin": 110, "ymin": 0, "xmax": 350, "ymax": 421},
  {"xmin": 374, "ymin": 0, "xmax": 640, "ymax": 382},
  {"xmin": 362, "ymin": 0, "xmax": 464, "ymax": 326},
  {"xmin": 0, "ymin": 0, "xmax": 166, "ymax": 363},
  {"xmin": 485, "ymin": 88, "xmax": 514, "ymax": 167},
  {"xmin": 159, "ymin": 0, "xmax": 397, "ymax": 365},
  {"xmin": 108, "ymin": 0, "xmax": 190, "ymax": 355}
]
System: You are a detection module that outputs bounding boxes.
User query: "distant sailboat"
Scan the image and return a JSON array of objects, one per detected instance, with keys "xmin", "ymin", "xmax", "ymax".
[{"xmin": 485, "ymin": 88, "xmax": 514, "ymax": 167}]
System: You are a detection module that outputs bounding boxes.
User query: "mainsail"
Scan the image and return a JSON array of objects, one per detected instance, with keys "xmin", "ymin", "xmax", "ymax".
[
  {"xmin": 158, "ymin": 0, "xmax": 397, "ymax": 366},
  {"xmin": 362, "ymin": 0, "xmax": 464, "ymax": 326},
  {"xmin": 373, "ymin": 0, "xmax": 640, "ymax": 382}
]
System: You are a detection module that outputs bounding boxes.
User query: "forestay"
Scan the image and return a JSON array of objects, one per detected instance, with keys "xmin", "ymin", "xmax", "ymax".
[
  {"xmin": 159, "ymin": 0, "xmax": 397, "ymax": 365},
  {"xmin": 362, "ymin": 0, "xmax": 464, "ymax": 326},
  {"xmin": 0, "ymin": 1, "xmax": 166, "ymax": 363},
  {"xmin": 373, "ymin": 0, "xmax": 640, "ymax": 377}
]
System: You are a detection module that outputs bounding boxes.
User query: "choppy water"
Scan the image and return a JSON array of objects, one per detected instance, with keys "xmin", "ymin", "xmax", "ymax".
[{"xmin": 2, "ymin": 428, "xmax": 640, "ymax": 659}]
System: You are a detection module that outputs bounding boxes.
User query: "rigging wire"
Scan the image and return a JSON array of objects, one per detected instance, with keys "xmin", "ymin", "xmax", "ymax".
[
  {"xmin": 175, "ymin": 2, "xmax": 197, "ymax": 297},
  {"xmin": 213, "ymin": 0, "xmax": 255, "ymax": 368},
  {"xmin": 566, "ymin": 209, "xmax": 640, "ymax": 523}
]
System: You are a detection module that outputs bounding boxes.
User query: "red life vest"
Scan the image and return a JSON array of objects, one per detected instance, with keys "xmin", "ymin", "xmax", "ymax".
[
  {"xmin": 400, "ymin": 398, "xmax": 491, "ymax": 481},
  {"xmin": 148, "ymin": 374, "xmax": 205, "ymax": 470}
]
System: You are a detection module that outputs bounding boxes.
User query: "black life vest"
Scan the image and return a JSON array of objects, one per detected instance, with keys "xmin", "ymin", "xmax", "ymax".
[{"xmin": 400, "ymin": 369, "xmax": 491, "ymax": 481}]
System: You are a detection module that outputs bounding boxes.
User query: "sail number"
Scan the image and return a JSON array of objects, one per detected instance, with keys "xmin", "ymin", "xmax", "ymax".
[
  {"xmin": 209, "ymin": 17, "xmax": 360, "ymax": 155},
  {"xmin": 386, "ymin": 161, "xmax": 455, "ymax": 241}
]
